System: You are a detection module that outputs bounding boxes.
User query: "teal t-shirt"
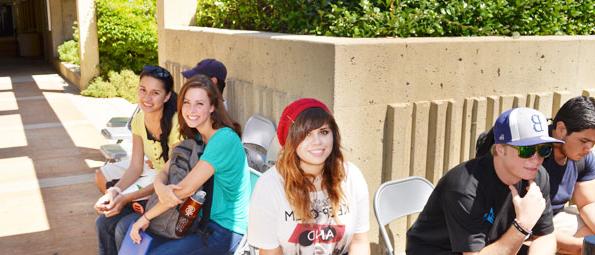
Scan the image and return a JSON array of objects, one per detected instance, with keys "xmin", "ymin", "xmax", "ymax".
[{"xmin": 201, "ymin": 127, "xmax": 251, "ymax": 234}]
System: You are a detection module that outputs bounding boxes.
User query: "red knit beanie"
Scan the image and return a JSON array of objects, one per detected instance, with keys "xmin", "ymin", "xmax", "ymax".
[{"xmin": 277, "ymin": 98, "xmax": 331, "ymax": 147}]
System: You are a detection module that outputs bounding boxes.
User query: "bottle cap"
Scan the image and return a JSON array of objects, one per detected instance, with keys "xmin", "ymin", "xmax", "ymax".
[{"xmin": 192, "ymin": 190, "xmax": 207, "ymax": 204}]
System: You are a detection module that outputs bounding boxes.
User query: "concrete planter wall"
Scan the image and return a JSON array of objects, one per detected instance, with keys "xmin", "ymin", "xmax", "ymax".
[{"xmin": 158, "ymin": 1, "xmax": 595, "ymax": 252}]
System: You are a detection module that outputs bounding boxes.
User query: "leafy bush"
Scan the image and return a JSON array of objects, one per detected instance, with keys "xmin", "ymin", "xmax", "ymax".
[
  {"xmin": 57, "ymin": 40, "xmax": 79, "ymax": 65},
  {"xmin": 57, "ymin": 22, "xmax": 80, "ymax": 64},
  {"xmin": 82, "ymin": 69, "xmax": 139, "ymax": 102},
  {"xmin": 195, "ymin": 0, "xmax": 595, "ymax": 37},
  {"xmin": 96, "ymin": 0, "xmax": 157, "ymax": 74}
]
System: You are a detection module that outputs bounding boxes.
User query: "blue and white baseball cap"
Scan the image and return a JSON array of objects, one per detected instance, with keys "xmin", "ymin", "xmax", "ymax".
[{"xmin": 493, "ymin": 107, "xmax": 564, "ymax": 146}]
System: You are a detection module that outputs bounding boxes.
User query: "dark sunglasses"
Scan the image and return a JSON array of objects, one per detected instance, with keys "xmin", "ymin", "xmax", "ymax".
[
  {"xmin": 142, "ymin": 65, "xmax": 171, "ymax": 79},
  {"xmin": 510, "ymin": 144, "xmax": 553, "ymax": 159}
]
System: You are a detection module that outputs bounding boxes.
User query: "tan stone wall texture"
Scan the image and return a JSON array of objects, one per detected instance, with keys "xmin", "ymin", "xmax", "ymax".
[
  {"xmin": 75, "ymin": 0, "xmax": 98, "ymax": 89},
  {"xmin": 47, "ymin": 0, "xmax": 77, "ymax": 59},
  {"xmin": 161, "ymin": 27, "xmax": 336, "ymax": 125},
  {"xmin": 157, "ymin": 2, "xmax": 595, "ymax": 252}
]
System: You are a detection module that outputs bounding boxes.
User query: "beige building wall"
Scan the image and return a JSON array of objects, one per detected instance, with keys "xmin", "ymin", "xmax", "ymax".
[
  {"xmin": 75, "ymin": 0, "xmax": 98, "ymax": 89},
  {"xmin": 161, "ymin": 27, "xmax": 336, "ymax": 125},
  {"xmin": 158, "ymin": 1, "xmax": 595, "ymax": 252},
  {"xmin": 47, "ymin": 0, "xmax": 77, "ymax": 59}
]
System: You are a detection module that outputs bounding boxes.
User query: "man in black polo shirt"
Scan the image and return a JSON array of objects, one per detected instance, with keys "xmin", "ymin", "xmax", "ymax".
[{"xmin": 407, "ymin": 107, "xmax": 562, "ymax": 255}]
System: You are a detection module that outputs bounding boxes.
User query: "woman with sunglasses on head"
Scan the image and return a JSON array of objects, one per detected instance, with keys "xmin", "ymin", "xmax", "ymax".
[
  {"xmin": 127, "ymin": 75, "xmax": 250, "ymax": 254},
  {"xmin": 94, "ymin": 65, "xmax": 181, "ymax": 255},
  {"xmin": 248, "ymin": 98, "xmax": 370, "ymax": 255}
]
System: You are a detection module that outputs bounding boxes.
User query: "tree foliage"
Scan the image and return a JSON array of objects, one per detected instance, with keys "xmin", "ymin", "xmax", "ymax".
[
  {"xmin": 96, "ymin": 0, "xmax": 157, "ymax": 74},
  {"xmin": 195, "ymin": 0, "xmax": 595, "ymax": 37}
]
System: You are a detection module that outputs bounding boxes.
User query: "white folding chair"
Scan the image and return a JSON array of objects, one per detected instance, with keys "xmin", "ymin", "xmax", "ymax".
[
  {"xmin": 100, "ymin": 106, "xmax": 139, "ymax": 163},
  {"xmin": 265, "ymin": 135, "xmax": 281, "ymax": 166},
  {"xmin": 374, "ymin": 176, "xmax": 434, "ymax": 255},
  {"xmin": 242, "ymin": 114, "xmax": 276, "ymax": 173},
  {"xmin": 101, "ymin": 105, "xmax": 139, "ymax": 142},
  {"xmin": 242, "ymin": 114, "xmax": 276, "ymax": 150}
]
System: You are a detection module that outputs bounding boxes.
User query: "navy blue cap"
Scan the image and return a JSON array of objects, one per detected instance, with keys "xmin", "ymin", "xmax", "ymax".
[{"xmin": 182, "ymin": 59, "xmax": 227, "ymax": 83}]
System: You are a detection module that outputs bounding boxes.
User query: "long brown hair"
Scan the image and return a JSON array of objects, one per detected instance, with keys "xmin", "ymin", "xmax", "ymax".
[
  {"xmin": 177, "ymin": 75, "xmax": 241, "ymax": 139},
  {"xmin": 139, "ymin": 65, "xmax": 177, "ymax": 162},
  {"xmin": 277, "ymin": 107, "xmax": 346, "ymax": 222}
]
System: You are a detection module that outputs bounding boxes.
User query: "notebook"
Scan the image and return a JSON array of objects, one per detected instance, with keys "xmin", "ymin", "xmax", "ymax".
[{"xmin": 118, "ymin": 224, "xmax": 153, "ymax": 255}]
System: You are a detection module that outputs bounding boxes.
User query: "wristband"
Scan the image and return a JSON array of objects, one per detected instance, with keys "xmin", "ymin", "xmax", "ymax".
[
  {"xmin": 142, "ymin": 214, "xmax": 150, "ymax": 221},
  {"xmin": 512, "ymin": 219, "xmax": 532, "ymax": 239}
]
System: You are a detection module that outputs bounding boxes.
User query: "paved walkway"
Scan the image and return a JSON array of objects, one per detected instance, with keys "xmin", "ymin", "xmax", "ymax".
[{"xmin": 0, "ymin": 58, "xmax": 135, "ymax": 255}]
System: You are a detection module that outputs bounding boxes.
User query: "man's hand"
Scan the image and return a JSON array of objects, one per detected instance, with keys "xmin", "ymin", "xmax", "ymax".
[
  {"xmin": 510, "ymin": 181, "xmax": 546, "ymax": 231},
  {"xmin": 154, "ymin": 180, "xmax": 183, "ymax": 207}
]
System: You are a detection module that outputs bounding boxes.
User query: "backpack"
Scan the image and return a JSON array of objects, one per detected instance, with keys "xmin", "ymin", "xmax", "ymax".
[{"xmin": 145, "ymin": 138, "xmax": 211, "ymax": 239}]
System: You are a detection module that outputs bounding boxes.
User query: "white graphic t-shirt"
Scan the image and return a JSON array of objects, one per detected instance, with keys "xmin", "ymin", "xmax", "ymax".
[{"xmin": 248, "ymin": 162, "xmax": 369, "ymax": 255}]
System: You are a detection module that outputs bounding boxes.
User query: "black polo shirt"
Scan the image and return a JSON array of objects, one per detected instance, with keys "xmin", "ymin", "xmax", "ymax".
[{"xmin": 406, "ymin": 154, "xmax": 554, "ymax": 254}]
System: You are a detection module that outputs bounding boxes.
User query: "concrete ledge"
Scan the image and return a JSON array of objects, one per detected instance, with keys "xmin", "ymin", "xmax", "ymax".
[{"xmin": 53, "ymin": 60, "xmax": 81, "ymax": 89}]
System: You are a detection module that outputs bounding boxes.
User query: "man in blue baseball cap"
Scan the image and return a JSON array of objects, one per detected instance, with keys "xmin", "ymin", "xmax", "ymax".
[
  {"xmin": 182, "ymin": 58, "xmax": 227, "ymax": 95},
  {"xmin": 407, "ymin": 107, "xmax": 562, "ymax": 255}
]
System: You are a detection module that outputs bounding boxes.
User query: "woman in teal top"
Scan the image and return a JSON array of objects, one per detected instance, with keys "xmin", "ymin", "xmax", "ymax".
[{"xmin": 128, "ymin": 74, "xmax": 251, "ymax": 254}]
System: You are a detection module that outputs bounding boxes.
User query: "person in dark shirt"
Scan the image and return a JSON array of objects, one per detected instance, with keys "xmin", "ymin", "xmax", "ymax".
[
  {"xmin": 407, "ymin": 107, "xmax": 563, "ymax": 255},
  {"xmin": 543, "ymin": 96, "xmax": 595, "ymax": 254}
]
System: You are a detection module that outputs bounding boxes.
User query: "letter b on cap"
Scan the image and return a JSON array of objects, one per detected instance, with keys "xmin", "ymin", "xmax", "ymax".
[{"xmin": 531, "ymin": 114, "xmax": 544, "ymax": 132}]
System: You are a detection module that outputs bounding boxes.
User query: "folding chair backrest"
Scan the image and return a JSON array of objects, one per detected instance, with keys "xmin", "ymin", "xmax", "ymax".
[
  {"xmin": 244, "ymin": 143, "xmax": 270, "ymax": 173},
  {"xmin": 242, "ymin": 114, "xmax": 276, "ymax": 150},
  {"xmin": 266, "ymin": 135, "xmax": 281, "ymax": 166},
  {"xmin": 374, "ymin": 176, "xmax": 434, "ymax": 255},
  {"xmin": 126, "ymin": 105, "xmax": 140, "ymax": 131},
  {"xmin": 101, "ymin": 105, "xmax": 140, "ymax": 141}
]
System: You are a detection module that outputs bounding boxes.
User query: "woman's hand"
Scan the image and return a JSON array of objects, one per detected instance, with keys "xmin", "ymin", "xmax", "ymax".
[
  {"xmin": 104, "ymin": 194, "xmax": 129, "ymax": 217},
  {"xmin": 154, "ymin": 180, "xmax": 183, "ymax": 207},
  {"xmin": 94, "ymin": 187, "xmax": 119, "ymax": 213},
  {"xmin": 130, "ymin": 215, "xmax": 150, "ymax": 244},
  {"xmin": 145, "ymin": 159, "xmax": 154, "ymax": 169}
]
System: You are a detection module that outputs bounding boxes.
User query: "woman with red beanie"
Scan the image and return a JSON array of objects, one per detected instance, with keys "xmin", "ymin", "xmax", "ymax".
[{"xmin": 248, "ymin": 98, "xmax": 370, "ymax": 255}]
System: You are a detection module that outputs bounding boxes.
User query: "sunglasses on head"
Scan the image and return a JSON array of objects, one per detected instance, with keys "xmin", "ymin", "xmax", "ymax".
[
  {"xmin": 510, "ymin": 144, "xmax": 553, "ymax": 159},
  {"xmin": 142, "ymin": 65, "xmax": 171, "ymax": 79}
]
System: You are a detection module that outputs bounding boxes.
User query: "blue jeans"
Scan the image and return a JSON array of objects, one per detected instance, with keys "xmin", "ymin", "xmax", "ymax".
[
  {"xmin": 147, "ymin": 221, "xmax": 243, "ymax": 255},
  {"xmin": 96, "ymin": 206, "xmax": 139, "ymax": 255}
]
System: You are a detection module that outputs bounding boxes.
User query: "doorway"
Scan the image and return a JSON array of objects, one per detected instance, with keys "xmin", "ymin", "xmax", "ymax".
[{"xmin": 0, "ymin": 3, "xmax": 14, "ymax": 37}]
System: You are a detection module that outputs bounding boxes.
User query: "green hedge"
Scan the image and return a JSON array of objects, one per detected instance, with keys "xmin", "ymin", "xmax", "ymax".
[
  {"xmin": 57, "ymin": 40, "xmax": 79, "ymax": 65},
  {"xmin": 57, "ymin": 22, "xmax": 80, "ymax": 65},
  {"xmin": 96, "ymin": 0, "xmax": 157, "ymax": 74},
  {"xmin": 82, "ymin": 70, "xmax": 139, "ymax": 103},
  {"xmin": 195, "ymin": 0, "xmax": 595, "ymax": 37}
]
